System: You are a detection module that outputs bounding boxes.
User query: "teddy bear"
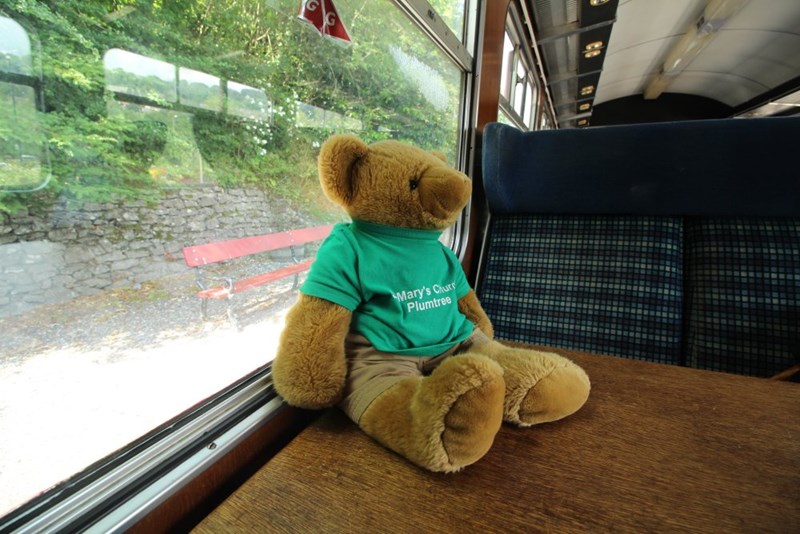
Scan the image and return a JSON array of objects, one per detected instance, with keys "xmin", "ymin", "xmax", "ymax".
[{"xmin": 272, "ymin": 134, "xmax": 590, "ymax": 472}]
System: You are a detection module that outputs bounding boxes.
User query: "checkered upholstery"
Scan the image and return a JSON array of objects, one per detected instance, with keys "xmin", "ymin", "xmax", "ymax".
[
  {"xmin": 685, "ymin": 218, "xmax": 800, "ymax": 377},
  {"xmin": 480, "ymin": 119, "xmax": 800, "ymax": 376},
  {"xmin": 479, "ymin": 215, "xmax": 684, "ymax": 363}
]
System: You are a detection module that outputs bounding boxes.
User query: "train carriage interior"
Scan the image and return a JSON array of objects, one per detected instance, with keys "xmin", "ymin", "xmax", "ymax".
[
  {"xmin": 0, "ymin": 0, "xmax": 798, "ymax": 532},
  {"xmin": 530, "ymin": 0, "xmax": 800, "ymax": 127}
]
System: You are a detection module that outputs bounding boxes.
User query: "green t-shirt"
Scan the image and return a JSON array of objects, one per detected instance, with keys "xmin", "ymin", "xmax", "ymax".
[{"xmin": 301, "ymin": 220, "xmax": 474, "ymax": 356}]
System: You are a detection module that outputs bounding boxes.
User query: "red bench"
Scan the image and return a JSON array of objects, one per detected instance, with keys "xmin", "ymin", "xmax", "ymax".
[{"xmin": 182, "ymin": 224, "xmax": 333, "ymax": 325}]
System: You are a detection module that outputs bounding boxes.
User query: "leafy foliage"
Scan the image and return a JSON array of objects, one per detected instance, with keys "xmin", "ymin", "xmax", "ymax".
[{"xmin": 0, "ymin": 0, "xmax": 463, "ymax": 214}]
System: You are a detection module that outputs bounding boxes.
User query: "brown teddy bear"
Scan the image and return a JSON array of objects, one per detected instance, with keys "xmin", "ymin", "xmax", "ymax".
[{"xmin": 272, "ymin": 134, "xmax": 590, "ymax": 472}]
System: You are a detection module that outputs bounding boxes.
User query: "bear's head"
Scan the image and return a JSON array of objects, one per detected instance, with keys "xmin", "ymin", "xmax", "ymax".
[{"xmin": 317, "ymin": 134, "xmax": 472, "ymax": 230}]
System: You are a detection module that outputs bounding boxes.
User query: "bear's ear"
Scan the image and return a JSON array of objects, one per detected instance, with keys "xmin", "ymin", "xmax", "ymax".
[
  {"xmin": 318, "ymin": 134, "xmax": 369, "ymax": 206},
  {"xmin": 430, "ymin": 150, "xmax": 448, "ymax": 164}
]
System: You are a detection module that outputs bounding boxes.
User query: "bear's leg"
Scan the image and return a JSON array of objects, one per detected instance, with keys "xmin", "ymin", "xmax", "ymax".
[
  {"xmin": 358, "ymin": 354, "xmax": 504, "ymax": 472},
  {"xmin": 471, "ymin": 340, "xmax": 590, "ymax": 427}
]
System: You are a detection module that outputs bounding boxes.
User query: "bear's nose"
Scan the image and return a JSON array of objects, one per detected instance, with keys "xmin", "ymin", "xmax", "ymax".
[{"xmin": 419, "ymin": 172, "xmax": 472, "ymax": 219}]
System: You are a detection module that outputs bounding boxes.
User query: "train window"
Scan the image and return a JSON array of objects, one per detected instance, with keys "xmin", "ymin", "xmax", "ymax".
[
  {"xmin": 498, "ymin": 6, "xmax": 540, "ymax": 130},
  {"xmin": 523, "ymin": 82, "xmax": 537, "ymax": 128},
  {"xmin": 513, "ymin": 57, "xmax": 526, "ymax": 113},
  {"xmin": 539, "ymin": 108, "xmax": 553, "ymax": 130},
  {"xmin": 0, "ymin": 16, "xmax": 48, "ymax": 193},
  {"xmin": 497, "ymin": 109, "xmax": 514, "ymax": 126},
  {"xmin": 428, "ymin": 0, "xmax": 466, "ymax": 41},
  {"xmin": 0, "ymin": 0, "xmax": 473, "ymax": 524},
  {"xmin": 500, "ymin": 31, "xmax": 514, "ymax": 99}
]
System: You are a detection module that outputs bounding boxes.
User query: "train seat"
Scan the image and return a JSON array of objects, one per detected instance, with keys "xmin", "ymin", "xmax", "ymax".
[{"xmin": 478, "ymin": 117, "xmax": 800, "ymax": 377}]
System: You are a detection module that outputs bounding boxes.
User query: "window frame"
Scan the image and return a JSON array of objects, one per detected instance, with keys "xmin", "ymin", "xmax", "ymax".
[
  {"xmin": 497, "ymin": 5, "xmax": 543, "ymax": 131},
  {"xmin": 2, "ymin": 371, "xmax": 275, "ymax": 532}
]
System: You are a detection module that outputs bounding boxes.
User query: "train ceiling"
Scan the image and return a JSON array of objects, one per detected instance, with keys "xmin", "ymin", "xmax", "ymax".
[{"xmin": 526, "ymin": 0, "xmax": 800, "ymax": 128}]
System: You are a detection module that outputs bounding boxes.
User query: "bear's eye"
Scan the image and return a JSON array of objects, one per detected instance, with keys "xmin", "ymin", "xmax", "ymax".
[{"xmin": 409, "ymin": 179, "xmax": 420, "ymax": 191}]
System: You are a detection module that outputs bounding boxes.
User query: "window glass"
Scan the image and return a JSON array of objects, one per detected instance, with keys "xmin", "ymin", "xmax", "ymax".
[
  {"xmin": 104, "ymin": 49, "xmax": 177, "ymax": 103},
  {"xmin": 228, "ymin": 82, "xmax": 271, "ymax": 122},
  {"xmin": 428, "ymin": 0, "xmax": 466, "ymax": 41},
  {"xmin": 498, "ymin": 7, "xmax": 546, "ymax": 132},
  {"xmin": 497, "ymin": 108, "xmax": 515, "ymax": 126},
  {"xmin": 523, "ymin": 82, "xmax": 533, "ymax": 127},
  {"xmin": 0, "ymin": 17, "xmax": 32, "ymax": 76},
  {"xmin": 0, "ymin": 0, "xmax": 466, "ymax": 516},
  {"xmin": 501, "ymin": 31, "xmax": 513, "ymax": 99},
  {"xmin": 0, "ymin": 16, "xmax": 47, "ymax": 192},
  {"xmin": 540, "ymin": 107, "xmax": 553, "ymax": 130},
  {"xmin": 178, "ymin": 67, "xmax": 222, "ymax": 112},
  {"xmin": 513, "ymin": 54, "xmax": 527, "ymax": 115}
]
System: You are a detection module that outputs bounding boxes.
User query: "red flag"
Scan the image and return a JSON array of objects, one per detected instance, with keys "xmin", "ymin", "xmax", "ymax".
[{"xmin": 298, "ymin": 0, "xmax": 352, "ymax": 43}]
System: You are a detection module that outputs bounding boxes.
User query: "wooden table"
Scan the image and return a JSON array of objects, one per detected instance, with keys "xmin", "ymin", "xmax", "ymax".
[{"xmin": 195, "ymin": 349, "xmax": 800, "ymax": 533}]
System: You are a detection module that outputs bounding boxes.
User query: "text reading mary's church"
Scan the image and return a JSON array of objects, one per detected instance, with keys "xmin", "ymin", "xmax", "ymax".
[{"xmin": 392, "ymin": 282, "xmax": 458, "ymax": 313}]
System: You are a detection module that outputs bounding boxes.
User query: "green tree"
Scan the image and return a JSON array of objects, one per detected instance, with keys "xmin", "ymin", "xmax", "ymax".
[{"xmin": 0, "ymin": 0, "xmax": 463, "ymax": 214}]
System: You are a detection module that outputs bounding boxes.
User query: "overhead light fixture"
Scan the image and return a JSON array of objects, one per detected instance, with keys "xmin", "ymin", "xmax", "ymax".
[
  {"xmin": 736, "ymin": 88, "xmax": 800, "ymax": 118},
  {"xmin": 644, "ymin": 0, "xmax": 749, "ymax": 100},
  {"xmin": 583, "ymin": 41, "xmax": 604, "ymax": 58},
  {"xmin": 580, "ymin": 85, "xmax": 595, "ymax": 96},
  {"xmin": 579, "ymin": 102, "xmax": 591, "ymax": 111},
  {"xmin": 590, "ymin": 0, "xmax": 611, "ymax": 5},
  {"xmin": 578, "ymin": 119, "xmax": 589, "ymax": 126}
]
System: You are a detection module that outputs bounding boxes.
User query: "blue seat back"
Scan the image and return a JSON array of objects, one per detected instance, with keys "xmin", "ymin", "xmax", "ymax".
[{"xmin": 479, "ymin": 118, "xmax": 800, "ymax": 375}]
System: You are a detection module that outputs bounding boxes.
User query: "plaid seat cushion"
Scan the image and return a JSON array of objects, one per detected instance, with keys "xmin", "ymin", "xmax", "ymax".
[
  {"xmin": 685, "ymin": 218, "xmax": 800, "ymax": 377},
  {"xmin": 478, "ymin": 215, "xmax": 684, "ymax": 363}
]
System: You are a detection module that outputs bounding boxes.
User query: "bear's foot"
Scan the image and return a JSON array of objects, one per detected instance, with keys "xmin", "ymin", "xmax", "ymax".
[
  {"xmin": 473, "ymin": 342, "xmax": 590, "ymax": 427},
  {"xmin": 358, "ymin": 354, "xmax": 504, "ymax": 472}
]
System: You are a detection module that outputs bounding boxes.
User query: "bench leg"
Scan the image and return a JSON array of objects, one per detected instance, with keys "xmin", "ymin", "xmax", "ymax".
[{"xmin": 201, "ymin": 298, "xmax": 209, "ymax": 321}]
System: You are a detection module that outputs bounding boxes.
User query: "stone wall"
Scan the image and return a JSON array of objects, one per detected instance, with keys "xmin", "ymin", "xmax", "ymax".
[{"xmin": 0, "ymin": 186, "xmax": 318, "ymax": 318}]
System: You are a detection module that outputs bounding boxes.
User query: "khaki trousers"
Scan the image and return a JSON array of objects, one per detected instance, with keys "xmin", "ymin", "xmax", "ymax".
[{"xmin": 338, "ymin": 328, "xmax": 491, "ymax": 423}]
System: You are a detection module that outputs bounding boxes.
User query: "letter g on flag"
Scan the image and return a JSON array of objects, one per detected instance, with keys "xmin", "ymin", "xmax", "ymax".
[{"xmin": 298, "ymin": 0, "xmax": 352, "ymax": 43}]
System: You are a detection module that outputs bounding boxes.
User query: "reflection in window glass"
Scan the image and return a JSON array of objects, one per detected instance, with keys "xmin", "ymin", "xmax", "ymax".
[
  {"xmin": 0, "ymin": 16, "xmax": 47, "ymax": 192},
  {"xmin": 296, "ymin": 101, "xmax": 362, "ymax": 131},
  {"xmin": 228, "ymin": 81, "xmax": 271, "ymax": 122},
  {"xmin": 104, "ymin": 49, "xmax": 177, "ymax": 103},
  {"xmin": 0, "ymin": 16, "xmax": 32, "ymax": 75},
  {"xmin": 0, "ymin": 0, "xmax": 466, "ymax": 517},
  {"xmin": 0, "ymin": 83, "xmax": 44, "ymax": 191},
  {"xmin": 179, "ymin": 67, "xmax": 222, "ymax": 112}
]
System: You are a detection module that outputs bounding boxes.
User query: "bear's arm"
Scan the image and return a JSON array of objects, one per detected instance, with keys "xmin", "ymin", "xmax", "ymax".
[
  {"xmin": 457, "ymin": 289, "xmax": 494, "ymax": 339},
  {"xmin": 272, "ymin": 293, "xmax": 352, "ymax": 409}
]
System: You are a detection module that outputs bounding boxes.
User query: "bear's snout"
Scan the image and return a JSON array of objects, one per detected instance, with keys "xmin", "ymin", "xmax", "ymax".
[{"xmin": 419, "ymin": 171, "xmax": 472, "ymax": 221}]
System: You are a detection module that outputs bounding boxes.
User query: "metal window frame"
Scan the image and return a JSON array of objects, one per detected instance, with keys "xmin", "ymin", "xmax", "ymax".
[{"xmin": 0, "ymin": 370, "xmax": 275, "ymax": 532}]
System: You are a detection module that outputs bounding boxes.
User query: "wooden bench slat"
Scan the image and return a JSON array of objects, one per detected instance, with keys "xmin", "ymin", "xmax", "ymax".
[
  {"xmin": 182, "ymin": 224, "xmax": 333, "ymax": 267},
  {"xmin": 196, "ymin": 260, "xmax": 314, "ymax": 299}
]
